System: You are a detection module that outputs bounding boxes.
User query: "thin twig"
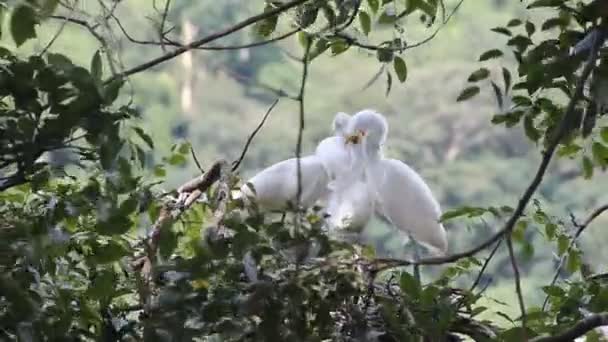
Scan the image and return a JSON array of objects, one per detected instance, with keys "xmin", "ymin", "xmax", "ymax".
[
  {"xmin": 105, "ymin": 0, "xmax": 311, "ymax": 84},
  {"xmin": 40, "ymin": 8, "xmax": 72, "ymax": 55},
  {"xmin": 531, "ymin": 312, "xmax": 608, "ymax": 342},
  {"xmin": 506, "ymin": 236, "xmax": 527, "ymax": 340},
  {"xmin": 159, "ymin": 0, "xmax": 171, "ymax": 52},
  {"xmin": 108, "ymin": 7, "xmax": 301, "ymax": 52},
  {"xmin": 190, "ymin": 145, "xmax": 204, "ymax": 174},
  {"xmin": 333, "ymin": 0, "xmax": 464, "ymax": 52},
  {"xmin": 469, "ymin": 238, "xmax": 503, "ymax": 293},
  {"xmin": 232, "ymin": 98, "xmax": 280, "ymax": 172},
  {"xmin": 542, "ymin": 204, "xmax": 608, "ymax": 311},
  {"xmin": 295, "ymin": 40, "xmax": 312, "ymax": 209}
]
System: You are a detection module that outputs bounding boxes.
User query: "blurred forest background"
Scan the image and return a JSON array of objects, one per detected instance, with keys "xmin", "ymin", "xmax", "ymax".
[{"xmin": 8, "ymin": 0, "xmax": 607, "ymax": 325}]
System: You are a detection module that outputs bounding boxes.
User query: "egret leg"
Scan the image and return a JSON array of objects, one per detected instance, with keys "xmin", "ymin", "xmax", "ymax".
[{"xmin": 409, "ymin": 233, "xmax": 422, "ymax": 283}]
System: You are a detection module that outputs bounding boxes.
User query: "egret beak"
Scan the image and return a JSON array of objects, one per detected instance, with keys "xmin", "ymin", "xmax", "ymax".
[{"xmin": 345, "ymin": 130, "xmax": 366, "ymax": 145}]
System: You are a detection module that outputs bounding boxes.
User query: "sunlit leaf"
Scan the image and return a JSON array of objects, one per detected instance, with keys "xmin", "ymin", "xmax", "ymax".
[{"xmin": 393, "ymin": 56, "xmax": 407, "ymax": 82}]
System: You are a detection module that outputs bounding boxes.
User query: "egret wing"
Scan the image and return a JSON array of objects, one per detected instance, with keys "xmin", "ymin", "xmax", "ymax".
[
  {"xmin": 242, "ymin": 156, "xmax": 330, "ymax": 211},
  {"xmin": 371, "ymin": 159, "xmax": 448, "ymax": 254}
]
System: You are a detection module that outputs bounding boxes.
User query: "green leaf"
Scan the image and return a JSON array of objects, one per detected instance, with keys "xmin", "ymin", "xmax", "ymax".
[
  {"xmin": 330, "ymin": 39, "xmax": 350, "ymax": 55},
  {"xmin": 541, "ymin": 17, "xmax": 565, "ymax": 31},
  {"xmin": 467, "ymin": 68, "xmax": 490, "ymax": 82},
  {"xmin": 502, "ymin": 67, "xmax": 512, "ymax": 93},
  {"xmin": 385, "ymin": 70, "xmax": 392, "ymax": 97},
  {"xmin": 255, "ymin": 6, "xmax": 278, "ymax": 37},
  {"xmin": 90, "ymin": 50, "xmax": 102, "ymax": 80},
  {"xmin": 177, "ymin": 141, "xmax": 191, "ymax": 154},
  {"xmin": 456, "ymin": 86, "xmax": 480, "ymax": 102},
  {"xmin": 359, "ymin": 11, "xmax": 371, "ymax": 36},
  {"xmin": 11, "ymin": 5, "xmax": 38, "ymax": 47},
  {"xmin": 393, "ymin": 56, "xmax": 407, "ymax": 83},
  {"xmin": 368, "ymin": 0, "xmax": 380, "ymax": 13},
  {"xmin": 490, "ymin": 81, "xmax": 503, "ymax": 109},
  {"xmin": 92, "ymin": 240, "xmax": 130, "ymax": 264},
  {"xmin": 582, "ymin": 156, "xmax": 593, "ymax": 179},
  {"xmin": 507, "ymin": 19, "xmax": 522, "ymax": 27},
  {"xmin": 399, "ymin": 272, "xmax": 421, "ymax": 296},
  {"xmin": 479, "ymin": 49, "xmax": 503, "ymax": 61},
  {"xmin": 527, "ymin": 0, "xmax": 565, "ymax": 9},
  {"xmin": 103, "ymin": 78, "xmax": 124, "ymax": 104},
  {"xmin": 542, "ymin": 285, "xmax": 565, "ymax": 297},
  {"xmin": 525, "ymin": 21, "xmax": 536, "ymax": 36},
  {"xmin": 298, "ymin": 31, "xmax": 311, "ymax": 49},
  {"xmin": 376, "ymin": 48, "xmax": 393, "ymax": 62},
  {"xmin": 566, "ymin": 250, "xmax": 581, "ymax": 273},
  {"xmin": 557, "ymin": 234, "xmax": 569, "ymax": 256},
  {"xmin": 601, "ymin": 127, "xmax": 608, "ymax": 143},
  {"xmin": 523, "ymin": 115, "xmax": 541, "ymax": 142},
  {"xmin": 154, "ymin": 165, "xmax": 166, "ymax": 177},
  {"xmin": 168, "ymin": 153, "xmax": 187, "ymax": 166},
  {"xmin": 440, "ymin": 206, "xmax": 487, "ymax": 221},
  {"xmin": 545, "ymin": 223, "xmax": 557, "ymax": 239},
  {"xmin": 591, "ymin": 142, "xmax": 608, "ymax": 166},
  {"xmin": 490, "ymin": 27, "xmax": 512, "ymax": 37},
  {"xmin": 557, "ymin": 143, "xmax": 582, "ymax": 157},
  {"xmin": 134, "ymin": 127, "xmax": 154, "ymax": 149}
]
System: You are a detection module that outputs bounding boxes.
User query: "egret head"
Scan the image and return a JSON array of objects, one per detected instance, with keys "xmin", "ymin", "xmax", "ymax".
[
  {"xmin": 332, "ymin": 112, "xmax": 351, "ymax": 135},
  {"xmin": 345, "ymin": 109, "xmax": 388, "ymax": 151}
]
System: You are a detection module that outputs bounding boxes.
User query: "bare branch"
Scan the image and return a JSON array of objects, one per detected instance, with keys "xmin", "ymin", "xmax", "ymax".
[
  {"xmin": 159, "ymin": 0, "xmax": 171, "ymax": 52},
  {"xmin": 295, "ymin": 41, "xmax": 312, "ymax": 209},
  {"xmin": 469, "ymin": 237, "xmax": 502, "ymax": 293},
  {"xmin": 333, "ymin": 0, "xmax": 464, "ymax": 53},
  {"xmin": 105, "ymin": 0, "xmax": 312, "ymax": 84},
  {"xmin": 232, "ymin": 98, "xmax": 280, "ymax": 172},
  {"xmin": 506, "ymin": 236, "xmax": 527, "ymax": 338},
  {"xmin": 531, "ymin": 313, "xmax": 608, "ymax": 342},
  {"xmin": 108, "ymin": 7, "xmax": 300, "ymax": 52},
  {"xmin": 190, "ymin": 145, "xmax": 204, "ymax": 174},
  {"xmin": 542, "ymin": 203, "xmax": 608, "ymax": 310}
]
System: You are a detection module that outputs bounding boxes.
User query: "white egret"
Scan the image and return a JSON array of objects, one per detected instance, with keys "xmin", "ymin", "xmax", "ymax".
[
  {"xmin": 239, "ymin": 112, "xmax": 369, "ymax": 226},
  {"xmin": 343, "ymin": 109, "xmax": 448, "ymax": 255}
]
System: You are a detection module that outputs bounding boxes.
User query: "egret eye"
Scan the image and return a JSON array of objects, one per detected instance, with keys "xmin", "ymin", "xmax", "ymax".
[{"xmin": 345, "ymin": 134, "xmax": 361, "ymax": 144}]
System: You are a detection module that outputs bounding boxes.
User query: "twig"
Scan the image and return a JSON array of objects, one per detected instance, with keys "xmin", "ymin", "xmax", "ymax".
[
  {"xmin": 333, "ymin": 0, "xmax": 464, "ymax": 53},
  {"xmin": 469, "ymin": 238, "xmax": 503, "ymax": 293},
  {"xmin": 542, "ymin": 204, "xmax": 608, "ymax": 311},
  {"xmin": 506, "ymin": 236, "xmax": 527, "ymax": 340},
  {"xmin": 105, "ymin": 0, "xmax": 311, "ymax": 84},
  {"xmin": 108, "ymin": 6, "xmax": 301, "ymax": 52},
  {"xmin": 232, "ymin": 98, "xmax": 280, "ymax": 172},
  {"xmin": 159, "ymin": 0, "xmax": 171, "ymax": 52},
  {"xmin": 295, "ymin": 39, "xmax": 312, "ymax": 209},
  {"xmin": 369, "ymin": 27, "xmax": 605, "ymax": 271},
  {"xmin": 40, "ymin": 7, "xmax": 73, "ymax": 55},
  {"xmin": 531, "ymin": 312, "xmax": 608, "ymax": 342},
  {"xmin": 190, "ymin": 145, "xmax": 204, "ymax": 174}
]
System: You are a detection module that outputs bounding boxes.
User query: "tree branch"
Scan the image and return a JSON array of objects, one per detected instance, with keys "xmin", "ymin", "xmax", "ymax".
[
  {"xmin": 232, "ymin": 98, "xmax": 280, "ymax": 172},
  {"xmin": 370, "ymin": 27, "xmax": 605, "ymax": 271},
  {"xmin": 105, "ymin": 0, "xmax": 311, "ymax": 84},
  {"xmin": 506, "ymin": 236, "xmax": 527, "ymax": 339},
  {"xmin": 542, "ymin": 203, "xmax": 608, "ymax": 310},
  {"xmin": 295, "ymin": 40, "xmax": 312, "ymax": 209},
  {"xmin": 531, "ymin": 313, "xmax": 608, "ymax": 342}
]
